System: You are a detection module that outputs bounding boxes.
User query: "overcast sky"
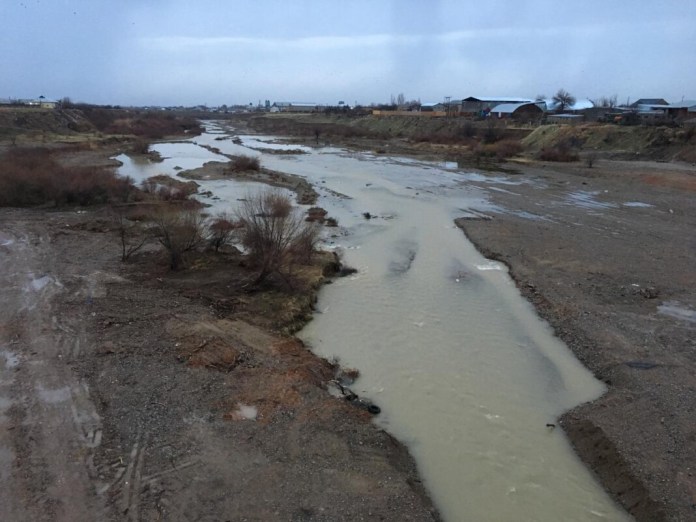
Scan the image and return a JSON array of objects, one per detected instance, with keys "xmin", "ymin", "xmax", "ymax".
[{"xmin": 2, "ymin": 1, "xmax": 695, "ymax": 106}]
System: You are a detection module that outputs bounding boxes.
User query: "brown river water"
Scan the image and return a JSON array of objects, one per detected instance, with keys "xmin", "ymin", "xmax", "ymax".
[{"xmin": 117, "ymin": 122, "xmax": 631, "ymax": 521}]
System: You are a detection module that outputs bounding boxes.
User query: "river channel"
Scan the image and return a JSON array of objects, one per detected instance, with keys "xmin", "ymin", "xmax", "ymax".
[{"xmin": 117, "ymin": 122, "xmax": 631, "ymax": 521}]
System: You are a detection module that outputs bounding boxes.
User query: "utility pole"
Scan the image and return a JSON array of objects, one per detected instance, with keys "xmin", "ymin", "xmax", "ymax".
[{"xmin": 445, "ymin": 96, "xmax": 451, "ymax": 119}]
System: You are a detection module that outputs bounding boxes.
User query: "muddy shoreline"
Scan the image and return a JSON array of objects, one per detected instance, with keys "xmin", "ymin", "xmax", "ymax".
[
  {"xmin": 0, "ymin": 138, "xmax": 441, "ymax": 520},
  {"xmin": 456, "ymin": 159, "xmax": 695, "ymax": 521}
]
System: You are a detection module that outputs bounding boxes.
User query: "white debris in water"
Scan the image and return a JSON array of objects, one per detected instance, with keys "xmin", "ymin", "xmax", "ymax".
[
  {"xmin": 658, "ymin": 301, "xmax": 696, "ymax": 323},
  {"xmin": 234, "ymin": 404, "xmax": 258, "ymax": 420},
  {"xmin": 475, "ymin": 261, "xmax": 506, "ymax": 271},
  {"xmin": 0, "ymin": 238, "xmax": 14, "ymax": 247},
  {"xmin": 37, "ymin": 385, "xmax": 71, "ymax": 404}
]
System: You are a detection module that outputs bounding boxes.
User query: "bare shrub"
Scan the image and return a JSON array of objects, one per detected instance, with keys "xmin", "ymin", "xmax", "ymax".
[
  {"xmin": 236, "ymin": 189, "xmax": 319, "ymax": 286},
  {"xmin": 585, "ymin": 152, "xmax": 598, "ymax": 168},
  {"xmin": 459, "ymin": 120, "xmax": 476, "ymax": 138},
  {"xmin": 207, "ymin": 212, "xmax": 241, "ymax": 252},
  {"xmin": 538, "ymin": 144, "xmax": 579, "ymax": 162},
  {"xmin": 230, "ymin": 155, "xmax": 260, "ymax": 172},
  {"xmin": 482, "ymin": 120, "xmax": 502, "ymax": 144},
  {"xmin": 131, "ymin": 139, "xmax": 151, "ymax": 154},
  {"xmin": 305, "ymin": 207, "xmax": 328, "ymax": 223},
  {"xmin": 0, "ymin": 147, "xmax": 135, "ymax": 207},
  {"xmin": 151, "ymin": 207, "xmax": 206, "ymax": 270},
  {"xmin": 480, "ymin": 139, "xmax": 523, "ymax": 159},
  {"xmin": 111, "ymin": 205, "xmax": 149, "ymax": 261}
]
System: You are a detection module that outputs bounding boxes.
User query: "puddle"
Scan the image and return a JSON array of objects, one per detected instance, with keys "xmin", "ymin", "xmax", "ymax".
[
  {"xmin": 565, "ymin": 191, "xmax": 617, "ymax": 210},
  {"xmin": 1, "ymin": 350, "xmax": 20, "ymax": 370},
  {"xmin": 622, "ymin": 202, "xmax": 653, "ymax": 208},
  {"xmin": 26, "ymin": 274, "xmax": 55, "ymax": 292},
  {"xmin": 230, "ymin": 404, "xmax": 258, "ymax": 421},
  {"xmin": 658, "ymin": 301, "xmax": 696, "ymax": 323},
  {"xmin": 37, "ymin": 385, "xmax": 71, "ymax": 404}
]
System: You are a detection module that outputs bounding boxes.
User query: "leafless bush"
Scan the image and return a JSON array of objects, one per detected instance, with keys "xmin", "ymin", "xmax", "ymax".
[
  {"xmin": 584, "ymin": 152, "xmax": 598, "ymax": 168},
  {"xmin": 111, "ymin": 206, "xmax": 149, "ymax": 261},
  {"xmin": 131, "ymin": 139, "xmax": 151, "ymax": 154},
  {"xmin": 207, "ymin": 212, "xmax": 241, "ymax": 252},
  {"xmin": 482, "ymin": 120, "xmax": 502, "ymax": 144},
  {"xmin": 236, "ymin": 189, "xmax": 319, "ymax": 286},
  {"xmin": 151, "ymin": 207, "xmax": 206, "ymax": 270},
  {"xmin": 0, "ymin": 147, "xmax": 135, "ymax": 207},
  {"xmin": 538, "ymin": 144, "xmax": 579, "ymax": 162},
  {"xmin": 230, "ymin": 155, "xmax": 260, "ymax": 172}
]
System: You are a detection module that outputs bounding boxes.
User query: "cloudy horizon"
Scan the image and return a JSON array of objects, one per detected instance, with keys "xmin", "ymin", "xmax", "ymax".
[{"xmin": 2, "ymin": 1, "xmax": 695, "ymax": 106}]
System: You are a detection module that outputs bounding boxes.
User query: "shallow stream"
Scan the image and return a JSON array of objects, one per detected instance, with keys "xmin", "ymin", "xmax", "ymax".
[{"xmin": 117, "ymin": 123, "xmax": 630, "ymax": 521}]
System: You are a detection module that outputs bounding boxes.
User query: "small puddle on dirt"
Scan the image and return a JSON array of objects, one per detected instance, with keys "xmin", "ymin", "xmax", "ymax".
[
  {"xmin": 25, "ymin": 274, "xmax": 55, "ymax": 292},
  {"xmin": 36, "ymin": 385, "xmax": 71, "ymax": 404},
  {"xmin": 1, "ymin": 350, "xmax": 20, "ymax": 370},
  {"xmin": 566, "ymin": 190, "xmax": 617, "ymax": 210},
  {"xmin": 229, "ymin": 404, "xmax": 258, "ymax": 421},
  {"xmin": 658, "ymin": 301, "xmax": 696, "ymax": 323},
  {"xmin": 622, "ymin": 201, "xmax": 653, "ymax": 208}
]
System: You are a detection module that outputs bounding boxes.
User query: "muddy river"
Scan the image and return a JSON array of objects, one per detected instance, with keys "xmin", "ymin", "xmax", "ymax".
[{"xmin": 117, "ymin": 122, "xmax": 631, "ymax": 521}]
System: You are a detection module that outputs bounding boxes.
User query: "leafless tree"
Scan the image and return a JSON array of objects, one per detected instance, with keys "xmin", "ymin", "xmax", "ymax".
[
  {"xmin": 236, "ymin": 189, "xmax": 319, "ymax": 286},
  {"xmin": 111, "ymin": 206, "xmax": 149, "ymax": 262},
  {"xmin": 553, "ymin": 89, "xmax": 576, "ymax": 112},
  {"xmin": 594, "ymin": 95, "xmax": 618, "ymax": 108},
  {"xmin": 151, "ymin": 207, "xmax": 206, "ymax": 270}
]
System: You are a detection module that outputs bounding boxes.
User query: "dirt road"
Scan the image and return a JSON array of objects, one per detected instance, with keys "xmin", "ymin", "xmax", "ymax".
[
  {"xmin": 0, "ymin": 209, "xmax": 439, "ymax": 521},
  {"xmin": 457, "ymin": 159, "xmax": 696, "ymax": 521}
]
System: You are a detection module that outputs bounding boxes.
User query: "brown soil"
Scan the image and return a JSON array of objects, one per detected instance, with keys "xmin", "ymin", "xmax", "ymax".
[
  {"xmin": 455, "ymin": 158, "xmax": 696, "ymax": 521},
  {"xmin": 0, "ymin": 139, "xmax": 439, "ymax": 521}
]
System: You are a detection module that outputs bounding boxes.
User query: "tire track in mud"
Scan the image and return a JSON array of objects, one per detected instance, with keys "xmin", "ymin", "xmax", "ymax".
[{"xmin": 0, "ymin": 220, "xmax": 107, "ymax": 521}]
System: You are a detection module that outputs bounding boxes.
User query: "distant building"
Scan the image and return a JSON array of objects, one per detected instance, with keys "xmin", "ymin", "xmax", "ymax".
[
  {"xmin": 630, "ymin": 98, "xmax": 668, "ymax": 108},
  {"xmin": 421, "ymin": 102, "xmax": 446, "ymax": 112},
  {"xmin": 270, "ymin": 102, "xmax": 321, "ymax": 113},
  {"xmin": 489, "ymin": 102, "xmax": 543, "ymax": 121},
  {"xmin": 666, "ymin": 100, "xmax": 696, "ymax": 120},
  {"xmin": 461, "ymin": 96, "xmax": 533, "ymax": 116}
]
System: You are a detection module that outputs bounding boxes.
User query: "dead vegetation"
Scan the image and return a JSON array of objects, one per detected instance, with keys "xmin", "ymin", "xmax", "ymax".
[
  {"xmin": 236, "ymin": 189, "xmax": 320, "ymax": 286},
  {"xmin": 0, "ymin": 147, "xmax": 135, "ymax": 207},
  {"xmin": 229, "ymin": 154, "xmax": 260, "ymax": 172}
]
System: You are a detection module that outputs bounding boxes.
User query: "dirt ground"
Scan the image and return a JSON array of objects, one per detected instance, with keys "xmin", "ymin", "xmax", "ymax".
[
  {"xmin": 455, "ymin": 158, "xmax": 696, "ymax": 521},
  {"xmin": 0, "ymin": 134, "xmax": 440, "ymax": 520}
]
